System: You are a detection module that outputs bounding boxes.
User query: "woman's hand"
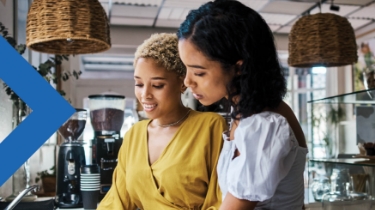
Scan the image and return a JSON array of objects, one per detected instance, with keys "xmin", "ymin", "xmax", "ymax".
[{"xmin": 219, "ymin": 193, "xmax": 258, "ymax": 210}]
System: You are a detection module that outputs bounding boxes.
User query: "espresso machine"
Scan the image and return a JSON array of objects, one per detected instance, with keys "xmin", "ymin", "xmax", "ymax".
[
  {"xmin": 56, "ymin": 109, "xmax": 87, "ymax": 208},
  {"xmin": 88, "ymin": 94, "xmax": 125, "ymax": 200}
]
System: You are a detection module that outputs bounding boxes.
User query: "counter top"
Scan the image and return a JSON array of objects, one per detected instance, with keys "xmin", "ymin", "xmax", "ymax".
[{"xmin": 30, "ymin": 197, "xmax": 96, "ymax": 210}]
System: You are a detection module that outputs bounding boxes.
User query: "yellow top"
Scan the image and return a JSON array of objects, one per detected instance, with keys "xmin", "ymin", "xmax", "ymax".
[{"xmin": 97, "ymin": 110, "xmax": 227, "ymax": 210}]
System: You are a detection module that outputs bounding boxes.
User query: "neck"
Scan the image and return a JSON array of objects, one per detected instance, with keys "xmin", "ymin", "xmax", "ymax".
[{"xmin": 154, "ymin": 105, "xmax": 190, "ymax": 127}]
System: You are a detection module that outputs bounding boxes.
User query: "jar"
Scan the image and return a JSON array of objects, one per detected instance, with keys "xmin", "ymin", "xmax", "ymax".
[
  {"xmin": 322, "ymin": 168, "xmax": 353, "ymax": 209},
  {"xmin": 311, "ymin": 175, "xmax": 330, "ymax": 201},
  {"xmin": 322, "ymin": 168, "xmax": 372, "ymax": 210}
]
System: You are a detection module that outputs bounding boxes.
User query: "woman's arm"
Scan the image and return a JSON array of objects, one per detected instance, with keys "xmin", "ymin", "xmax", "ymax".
[
  {"xmin": 220, "ymin": 192, "xmax": 258, "ymax": 210},
  {"xmin": 217, "ymin": 114, "xmax": 300, "ymax": 210}
]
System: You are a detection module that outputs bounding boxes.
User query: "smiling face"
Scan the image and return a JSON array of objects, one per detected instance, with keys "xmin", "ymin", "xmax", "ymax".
[
  {"xmin": 178, "ymin": 39, "xmax": 234, "ymax": 106},
  {"xmin": 134, "ymin": 57, "xmax": 184, "ymax": 119}
]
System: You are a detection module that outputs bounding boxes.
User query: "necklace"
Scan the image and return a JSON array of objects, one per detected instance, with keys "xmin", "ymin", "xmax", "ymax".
[{"xmin": 157, "ymin": 109, "xmax": 191, "ymax": 127}]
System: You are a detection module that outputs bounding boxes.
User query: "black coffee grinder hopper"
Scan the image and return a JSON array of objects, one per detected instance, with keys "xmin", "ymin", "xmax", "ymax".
[
  {"xmin": 88, "ymin": 94, "xmax": 126, "ymax": 200},
  {"xmin": 56, "ymin": 108, "xmax": 87, "ymax": 208}
]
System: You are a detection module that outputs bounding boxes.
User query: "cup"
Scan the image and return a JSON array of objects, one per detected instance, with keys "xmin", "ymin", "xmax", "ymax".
[{"xmin": 80, "ymin": 164, "xmax": 100, "ymax": 209}]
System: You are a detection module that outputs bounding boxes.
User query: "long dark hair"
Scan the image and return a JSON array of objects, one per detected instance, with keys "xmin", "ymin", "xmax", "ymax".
[{"xmin": 177, "ymin": 0, "xmax": 286, "ymax": 119}]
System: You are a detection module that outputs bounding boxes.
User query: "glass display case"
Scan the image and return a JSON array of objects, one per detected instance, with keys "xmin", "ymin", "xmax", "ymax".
[
  {"xmin": 307, "ymin": 88, "xmax": 375, "ymax": 209},
  {"xmin": 307, "ymin": 88, "xmax": 375, "ymax": 104}
]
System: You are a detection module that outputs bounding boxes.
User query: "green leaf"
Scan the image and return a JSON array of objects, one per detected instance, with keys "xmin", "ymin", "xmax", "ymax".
[
  {"xmin": 16, "ymin": 44, "xmax": 26, "ymax": 54},
  {"xmin": 58, "ymin": 90, "xmax": 66, "ymax": 96},
  {"xmin": 62, "ymin": 73, "xmax": 69, "ymax": 81},
  {"xmin": 39, "ymin": 62, "xmax": 53, "ymax": 70},
  {"xmin": 5, "ymin": 37, "xmax": 16, "ymax": 48},
  {"xmin": 62, "ymin": 55, "xmax": 69, "ymax": 60}
]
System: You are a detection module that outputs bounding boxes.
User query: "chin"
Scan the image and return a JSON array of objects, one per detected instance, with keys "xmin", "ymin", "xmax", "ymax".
[
  {"xmin": 199, "ymin": 99, "xmax": 215, "ymax": 106},
  {"xmin": 143, "ymin": 112, "xmax": 155, "ymax": 119}
]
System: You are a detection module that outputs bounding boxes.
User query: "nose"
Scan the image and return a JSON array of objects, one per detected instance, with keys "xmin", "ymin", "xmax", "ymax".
[
  {"xmin": 141, "ymin": 84, "xmax": 152, "ymax": 99},
  {"xmin": 184, "ymin": 71, "xmax": 195, "ymax": 88}
]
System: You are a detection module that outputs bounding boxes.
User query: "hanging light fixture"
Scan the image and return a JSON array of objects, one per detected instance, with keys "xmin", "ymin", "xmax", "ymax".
[
  {"xmin": 288, "ymin": 13, "xmax": 358, "ymax": 68},
  {"xmin": 26, "ymin": 0, "xmax": 111, "ymax": 55}
]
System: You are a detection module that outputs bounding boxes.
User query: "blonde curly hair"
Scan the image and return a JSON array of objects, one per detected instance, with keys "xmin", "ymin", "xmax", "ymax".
[{"xmin": 134, "ymin": 33, "xmax": 186, "ymax": 77}]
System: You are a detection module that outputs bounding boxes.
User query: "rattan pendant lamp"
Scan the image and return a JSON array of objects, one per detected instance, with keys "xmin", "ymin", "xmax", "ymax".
[
  {"xmin": 26, "ymin": 0, "xmax": 111, "ymax": 55},
  {"xmin": 288, "ymin": 12, "xmax": 358, "ymax": 68}
]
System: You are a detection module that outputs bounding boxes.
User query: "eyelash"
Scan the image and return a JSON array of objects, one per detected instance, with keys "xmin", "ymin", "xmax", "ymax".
[
  {"xmin": 194, "ymin": 73, "xmax": 205, "ymax": 77},
  {"xmin": 153, "ymin": 85, "xmax": 164, "ymax": 89},
  {"xmin": 135, "ymin": 84, "xmax": 164, "ymax": 89}
]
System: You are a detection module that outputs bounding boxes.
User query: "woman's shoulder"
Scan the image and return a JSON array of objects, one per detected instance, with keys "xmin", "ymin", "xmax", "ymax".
[
  {"xmin": 240, "ymin": 111, "xmax": 288, "ymax": 127},
  {"xmin": 235, "ymin": 111, "xmax": 292, "ymax": 141},
  {"xmin": 190, "ymin": 110, "xmax": 227, "ymax": 123},
  {"xmin": 125, "ymin": 119, "xmax": 150, "ymax": 134}
]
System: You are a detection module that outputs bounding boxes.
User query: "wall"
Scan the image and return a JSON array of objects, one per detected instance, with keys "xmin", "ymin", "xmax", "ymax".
[
  {"xmin": 0, "ymin": 0, "xmax": 14, "ymax": 33},
  {"xmin": 355, "ymin": 22, "xmax": 375, "ymax": 45}
]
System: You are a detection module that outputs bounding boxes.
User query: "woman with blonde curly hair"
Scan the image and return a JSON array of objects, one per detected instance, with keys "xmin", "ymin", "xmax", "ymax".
[{"xmin": 97, "ymin": 33, "xmax": 227, "ymax": 210}]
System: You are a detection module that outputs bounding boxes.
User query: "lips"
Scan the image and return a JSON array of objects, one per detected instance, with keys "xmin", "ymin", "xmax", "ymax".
[
  {"xmin": 192, "ymin": 93, "xmax": 203, "ymax": 100},
  {"xmin": 142, "ymin": 103, "xmax": 157, "ymax": 112}
]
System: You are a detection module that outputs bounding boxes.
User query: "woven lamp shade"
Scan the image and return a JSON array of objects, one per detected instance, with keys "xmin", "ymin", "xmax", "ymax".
[
  {"xmin": 288, "ymin": 13, "xmax": 358, "ymax": 68},
  {"xmin": 26, "ymin": 0, "xmax": 111, "ymax": 55}
]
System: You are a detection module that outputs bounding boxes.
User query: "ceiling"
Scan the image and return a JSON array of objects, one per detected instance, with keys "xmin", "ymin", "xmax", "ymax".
[
  {"xmin": 81, "ymin": 0, "xmax": 375, "ymax": 75},
  {"xmin": 98, "ymin": 0, "xmax": 375, "ymax": 34}
]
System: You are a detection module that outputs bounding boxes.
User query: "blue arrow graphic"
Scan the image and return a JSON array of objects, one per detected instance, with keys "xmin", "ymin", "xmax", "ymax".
[{"xmin": 0, "ymin": 37, "xmax": 75, "ymax": 186}]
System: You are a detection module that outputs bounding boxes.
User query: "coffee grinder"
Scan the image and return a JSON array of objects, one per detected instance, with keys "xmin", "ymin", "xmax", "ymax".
[
  {"xmin": 88, "ymin": 94, "xmax": 125, "ymax": 200},
  {"xmin": 56, "ymin": 109, "xmax": 87, "ymax": 208}
]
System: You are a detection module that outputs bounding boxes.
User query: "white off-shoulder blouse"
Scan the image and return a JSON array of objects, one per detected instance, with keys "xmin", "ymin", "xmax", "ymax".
[{"xmin": 217, "ymin": 111, "xmax": 308, "ymax": 209}]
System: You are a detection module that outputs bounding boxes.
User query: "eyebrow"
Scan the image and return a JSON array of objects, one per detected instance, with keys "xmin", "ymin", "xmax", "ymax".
[
  {"xmin": 186, "ymin": 64, "xmax": 206, "ymax": 69},
  {"xmin": 134, "ymin": 76, "xmax": 167, "ymax": 80}
]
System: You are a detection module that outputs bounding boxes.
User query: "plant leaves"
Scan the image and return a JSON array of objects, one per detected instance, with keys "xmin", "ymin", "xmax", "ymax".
[
  {"xmin": 16, "ymin": 44, "xmax": 26, "ymax": 54},
  {"xmin": 62, "ymin": 55, "xmax": 69, "ymax": 60},
  {"xmin": 5, "ymin": 37, "xmax": 16, "ymax": 48},
  {"xmin": 58, "ymin": 90, "xmax": 66, "ymax": 96},
  {"xmin": 62, "ymin": 73, "xmax": 69, "ymax": 81}
]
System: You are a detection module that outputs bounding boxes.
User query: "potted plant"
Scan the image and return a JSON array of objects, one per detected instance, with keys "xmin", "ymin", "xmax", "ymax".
[{"xmin": 35, "ymin": 166, "xmax": 56, "ymax": 194}]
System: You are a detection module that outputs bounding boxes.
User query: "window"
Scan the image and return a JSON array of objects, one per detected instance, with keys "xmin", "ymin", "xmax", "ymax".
[{"xmin": 284, "ymin": 65, "xmax": 328, "ymax": 159}]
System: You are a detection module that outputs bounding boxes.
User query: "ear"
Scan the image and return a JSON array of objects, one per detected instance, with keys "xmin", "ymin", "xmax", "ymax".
[{"xmin": 235, "ymin": 60, "xmax": 243, "ymax": 75}]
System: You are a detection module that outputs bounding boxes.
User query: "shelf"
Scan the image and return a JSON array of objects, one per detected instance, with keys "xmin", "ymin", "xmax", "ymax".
[
  {"xmin": 310, "ymin": 158, "xmax": 375, "ymax": 167},
  {"xmin": 307, "ymin": 88, "xmax": 375, "ymax": 104}
]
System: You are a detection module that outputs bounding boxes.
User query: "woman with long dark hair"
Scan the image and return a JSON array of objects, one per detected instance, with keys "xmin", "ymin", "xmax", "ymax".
[{"xmin": 177, "ymin": 0, "xmax": 308, "ymax": 209}]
